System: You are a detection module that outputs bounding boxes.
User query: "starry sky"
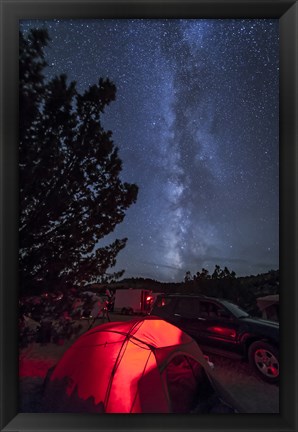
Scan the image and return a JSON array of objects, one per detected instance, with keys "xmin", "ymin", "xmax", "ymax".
[{"xmin": 20, "ymin": 19, "xmax": 279, "ymax": 282}]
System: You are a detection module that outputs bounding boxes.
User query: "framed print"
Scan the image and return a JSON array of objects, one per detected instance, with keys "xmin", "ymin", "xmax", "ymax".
[{"xmin": 0, "ymin": 0, "xmax": 297, "ymax": 431}]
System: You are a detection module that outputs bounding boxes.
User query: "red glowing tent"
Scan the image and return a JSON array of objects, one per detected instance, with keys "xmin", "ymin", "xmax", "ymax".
[{"xmin": 43, "ymin": 316, "xmax": 240, "ymax": 413}]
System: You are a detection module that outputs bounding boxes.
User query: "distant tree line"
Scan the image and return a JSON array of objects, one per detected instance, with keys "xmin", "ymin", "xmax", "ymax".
[
  {"xmin": 181, "ymin": 266, "xmax": 279, "ymax": 314},
  {"xmin": 184, "ymin": 265, "xmax": 236, "ymax": 283},
  {"xmin": 107, "ymin": 268, "xmax": 279, "ymax": 315}
]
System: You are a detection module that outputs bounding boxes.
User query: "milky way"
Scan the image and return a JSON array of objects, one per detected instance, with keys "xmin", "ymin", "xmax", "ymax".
[{"xmin": 20, "ymin": 19, "xmax": 279, "ymax": 282}]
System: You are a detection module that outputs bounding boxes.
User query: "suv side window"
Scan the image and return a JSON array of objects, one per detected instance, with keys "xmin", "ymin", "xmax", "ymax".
[
  {"xmin": 199, "ymin": 301, "xmax": 221, "ymax": 319},
  {"xmin": 174, "ymin": 298, "xmax": 200, "ymax": 318},
  {"xmin": 154, "ymin": 296, "xmax": 173, "ymax": 311}
]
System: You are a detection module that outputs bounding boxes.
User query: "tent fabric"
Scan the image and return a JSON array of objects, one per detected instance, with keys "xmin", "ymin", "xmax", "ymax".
[
  {"xmin": 256, "ymin": 295, "xmax": 279, "ymax": 322},
  {"xmin": 43, "ymin": 316, "xmax": 239, "ymax": 413},
  {"xmin": 256, "ymin": 294, "xmax": 279, "ymax": 311},
  {"xmin": 165, "ymin": 354, "xmax": 211, "ymax": 413}
]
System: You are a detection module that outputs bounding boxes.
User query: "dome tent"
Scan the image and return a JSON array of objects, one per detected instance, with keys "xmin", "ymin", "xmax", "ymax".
[
  {"xmin": 256, "ymin": 294, "xmax": 279, "ymax": 322},
  {"xmin": 43, "ymin": 316, "xmax": 241, "ymax": 413}
]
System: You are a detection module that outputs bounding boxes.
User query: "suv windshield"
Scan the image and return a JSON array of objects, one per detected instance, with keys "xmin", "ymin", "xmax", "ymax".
[{"xmin": 220, "ymin": 300, "xmax": 250, "ymax": 318}]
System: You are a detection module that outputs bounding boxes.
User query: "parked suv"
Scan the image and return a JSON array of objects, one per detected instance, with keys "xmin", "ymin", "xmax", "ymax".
[{"xmin": 151, "ymin": 294, "xmax": 279, "ymax": 383}]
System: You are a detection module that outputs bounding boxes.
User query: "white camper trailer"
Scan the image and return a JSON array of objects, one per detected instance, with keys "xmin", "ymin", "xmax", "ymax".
[{"xmin": 113, "ymin": 288, "xmax": 153, "ymax": 315}]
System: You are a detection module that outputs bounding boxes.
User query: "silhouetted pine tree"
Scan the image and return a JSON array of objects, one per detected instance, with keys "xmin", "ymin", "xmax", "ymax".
[{"xmin": 19, "ymin": 29, "xmax": 138, "ymax": 295}]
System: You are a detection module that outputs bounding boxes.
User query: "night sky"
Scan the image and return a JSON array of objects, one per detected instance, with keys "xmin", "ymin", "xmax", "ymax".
[{"xmin": 20, "ymin": 19, "xmax": 279, "ymax": 282}]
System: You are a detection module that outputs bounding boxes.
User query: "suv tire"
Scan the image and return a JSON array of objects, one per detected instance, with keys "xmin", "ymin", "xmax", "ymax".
[{"xmin": 248, "ymin": 341, "xmax": 279, "ymax": 384}]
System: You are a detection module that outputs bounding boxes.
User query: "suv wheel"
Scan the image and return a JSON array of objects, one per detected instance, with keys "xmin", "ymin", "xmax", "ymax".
[{"xmin": 248, "ymin": 341, "xmax": 279, "ymax": 383}]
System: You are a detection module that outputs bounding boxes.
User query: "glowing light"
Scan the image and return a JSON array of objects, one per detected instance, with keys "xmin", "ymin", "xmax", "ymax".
[{"xmin": 208, "ymin": 326, "xmax": 236, "ymax": 338}]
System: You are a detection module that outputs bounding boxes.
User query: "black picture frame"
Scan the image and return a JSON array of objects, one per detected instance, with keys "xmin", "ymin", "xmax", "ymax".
[{"xmin": 1, "ymin": 0, "xmax": 297, "ymax": 431}]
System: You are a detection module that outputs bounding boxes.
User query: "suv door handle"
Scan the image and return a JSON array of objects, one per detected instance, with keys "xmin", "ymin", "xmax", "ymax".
[
  {"xmin": 198, "ymin": 317, "xmax": 206, "ymax": 321},
  {"xmin": 174, "ymin": 313, "xmax": 181, "ymax": 317}
]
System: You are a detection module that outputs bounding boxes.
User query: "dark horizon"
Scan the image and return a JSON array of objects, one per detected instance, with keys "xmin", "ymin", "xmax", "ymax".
[{"xmin": 91, "ymin": 267, "xmax": 280, "ymax": 286}]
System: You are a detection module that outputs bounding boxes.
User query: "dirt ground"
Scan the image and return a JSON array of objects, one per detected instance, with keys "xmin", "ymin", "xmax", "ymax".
[
  {"xmin": 206, "ymin": 353, "xmax": 279, "ymax": 413},
  {"xmin": 19, "ymin": 313, "xmax": 279, "ymax": 414}
]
